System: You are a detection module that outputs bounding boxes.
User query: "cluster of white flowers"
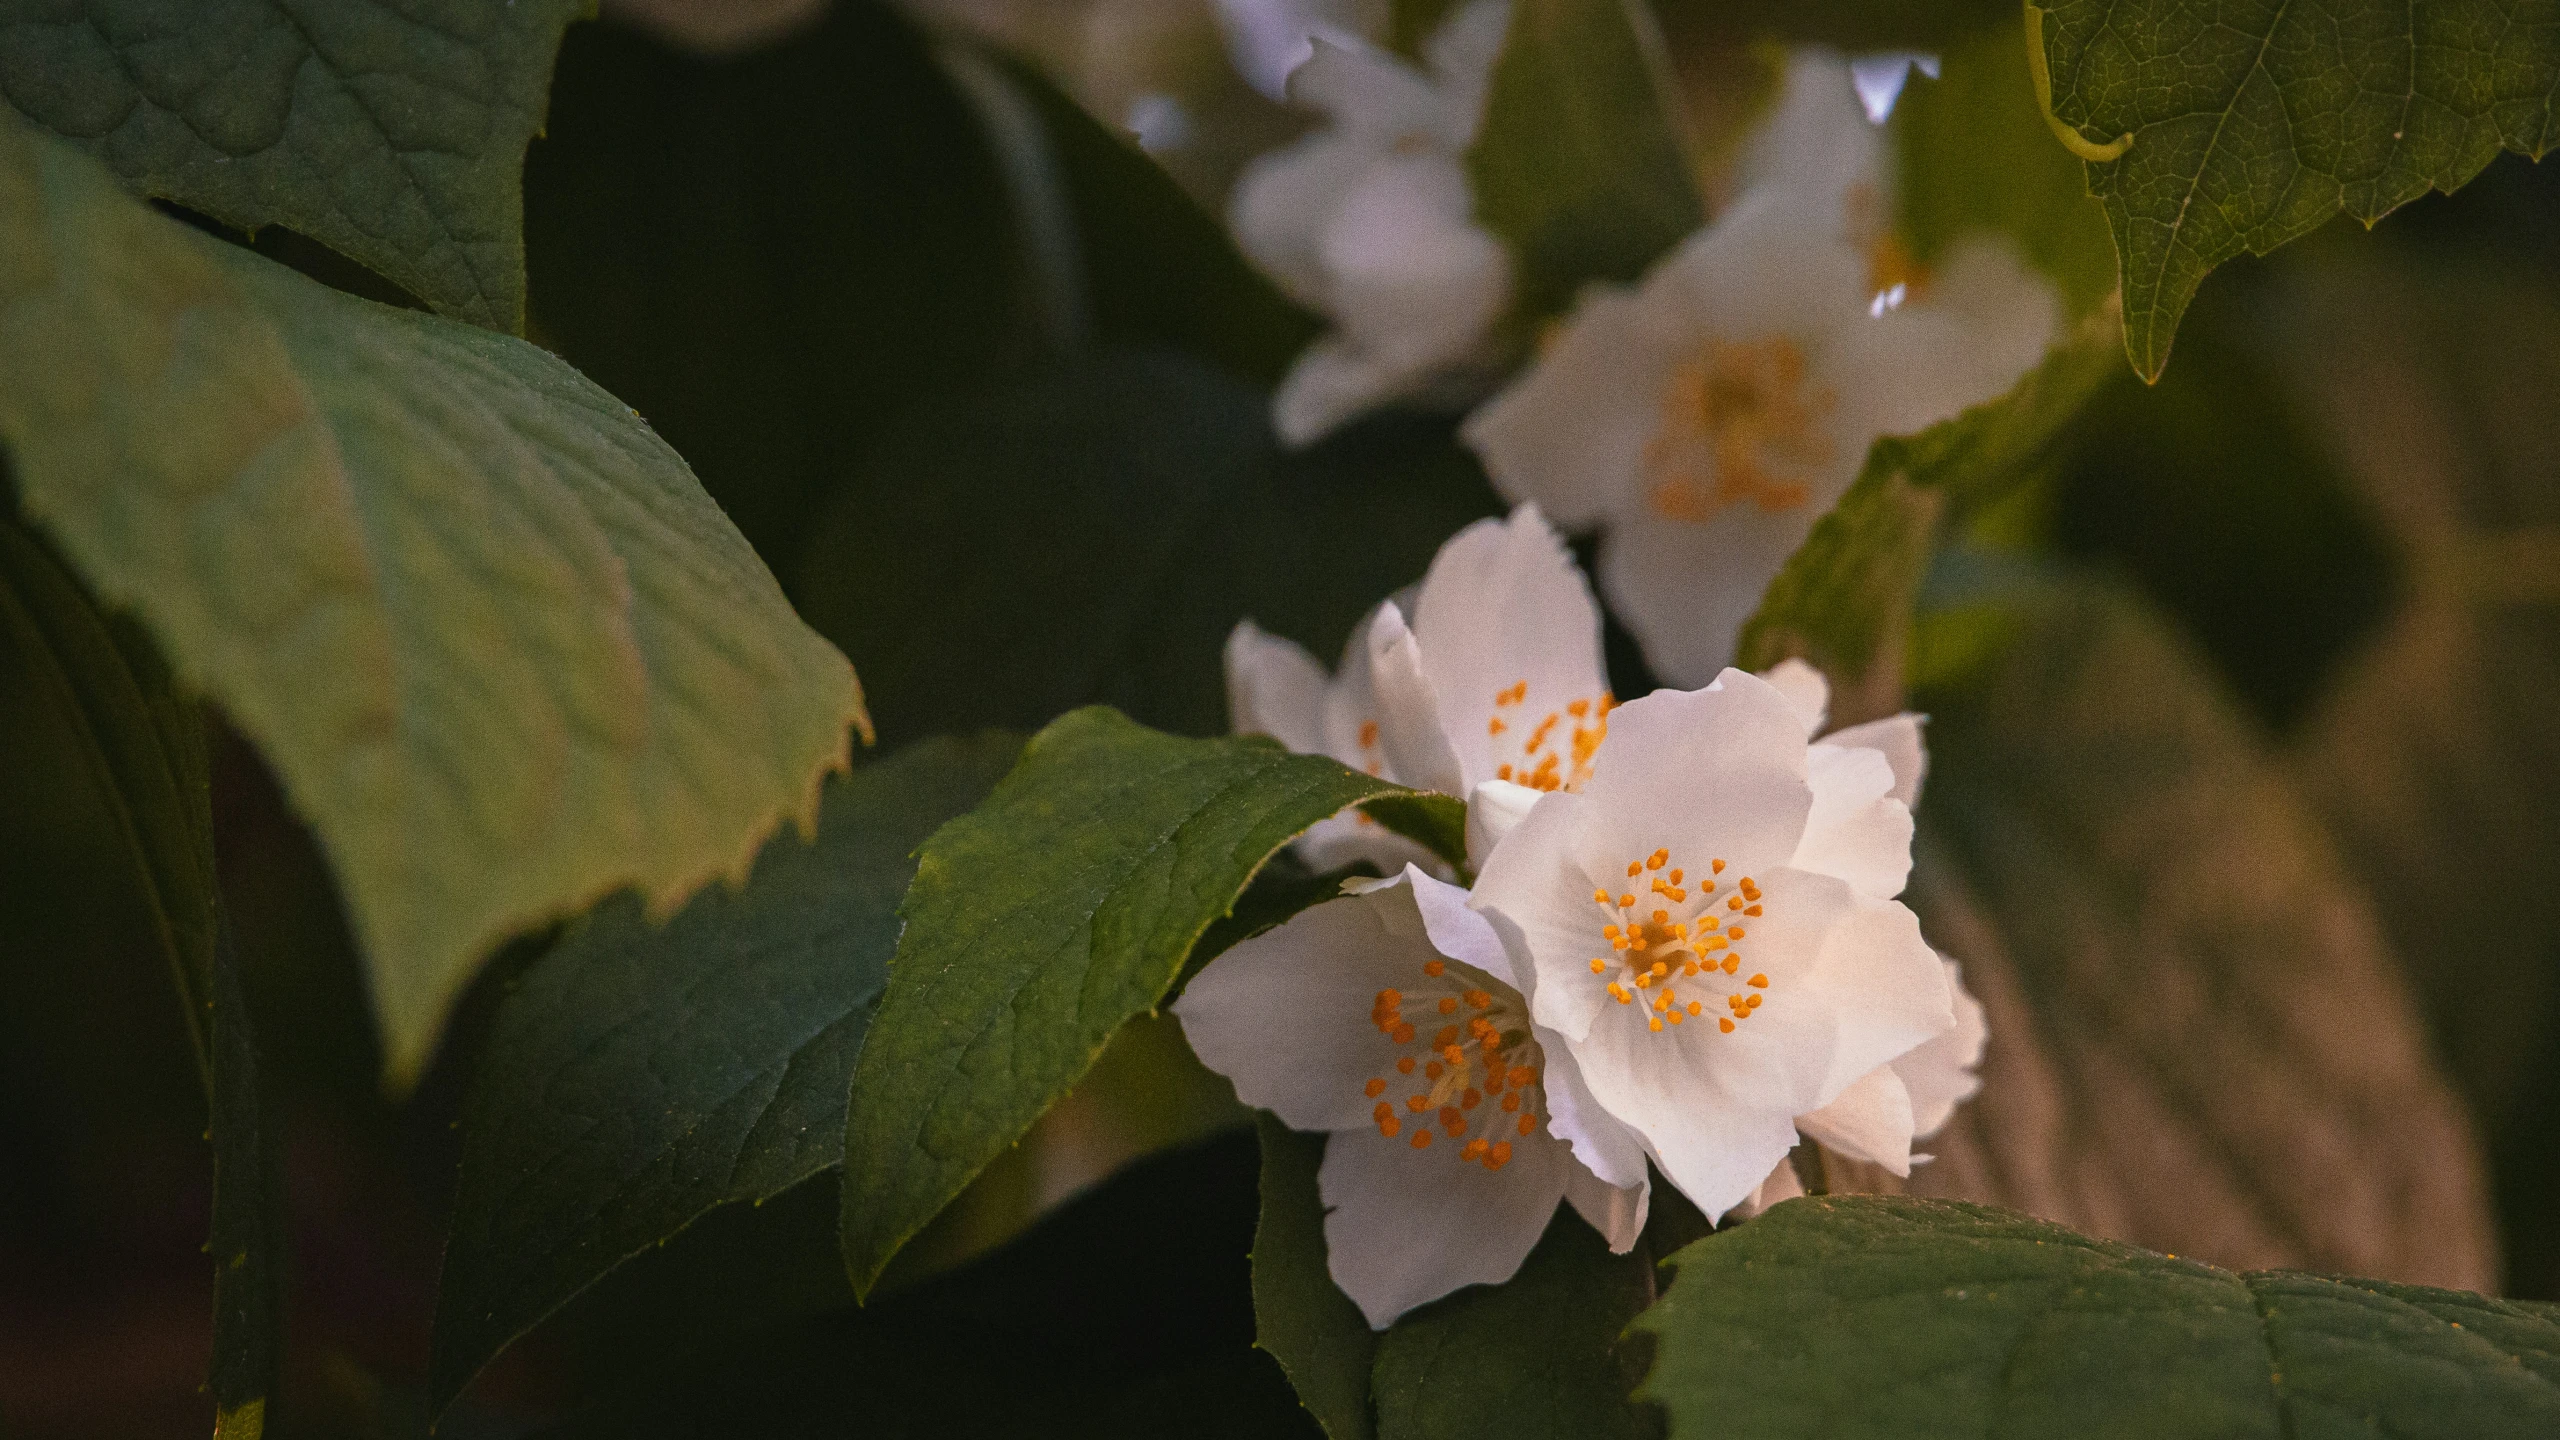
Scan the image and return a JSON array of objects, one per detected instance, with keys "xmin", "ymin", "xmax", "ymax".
[{"xmin": 1182, "ymin": 506, "xmax": 1985, "ymax": 1327}]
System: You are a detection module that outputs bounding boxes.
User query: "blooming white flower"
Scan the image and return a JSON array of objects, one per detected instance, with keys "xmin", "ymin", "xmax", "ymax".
[
  {"xmin": 1226, "ymin": 502, "xmax": 1611, "ymax": 873},
  {"xmin": 1846, "ymin": 51, "xmax": 1939, "ymax": 124},
  {"xmin": 1460, "ymin": 50, "xmax": 2061, "ymax": 688},
  {"xmin": 1469, "ymin": 669, "xmax": 1958, "ymax": 1220},
  {"xmin": 1231, "ymin": 0, "xmax": 1515, "ymax": 446},
  {"xmin": 1173, "ymin": 865, "xmax": 1648, "ymax": 1327}
]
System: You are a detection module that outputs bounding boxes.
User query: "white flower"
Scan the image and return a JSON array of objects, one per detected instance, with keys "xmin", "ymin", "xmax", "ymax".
[
  {"xmin": 1459, "ymin": 50, "xmax": 2060, "ymax": 687},
  {"xmin": 1231, "ymin": 0, "xmax": 1515, "ymax": 446},
  {"xmin": 1226, "ymin": 502, "xmax": 1611, "ymax": 873},
  {"xmin": 1846, "ymin": 51, "xmax": 1940, "ymax": 124},
  {"xmin": 1173, "ymin": 866, "xmax": 1648, "ymax": 1328},
  {"xmin": 1468, "ymin": 669, "xmax": 1957, "ymax": 1220}
]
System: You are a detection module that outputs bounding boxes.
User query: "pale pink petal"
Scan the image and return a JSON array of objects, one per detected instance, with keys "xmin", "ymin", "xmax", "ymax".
[
  {"xmin": 1318, "ymin": 1118, "xmax": 1572, "ymax": 1327},
  {"xmin": 1464, "ymin": 778, "xmax": 1541, "ymax": 873},
  {"xmin": 1823, "ymin": 712, "xmax": 1928, "ymax": 808},
  {"xmin": 1226, "ymin": 620, "xmax": 1330, "ymax": 754},
  {"xmin": 1411, "ymin": 504, "xmax": 1609, "ymax": 795},
  {"xmin": 1898, "ymin": 957, "xmax": 1986, "ymax": 1138},
  {"xmin": 1796, "ymin": 898, "xmax": 1955, "ymax": 1107},
  {"xmin": 1729, "ymin": 1155, "xmax": 1805, "ymax": 1221},
  {"xmin": 1563, "ymin": 1162, "xmax": 1649, "ymax": 1254},
  {"xmin": 1793, "ymin": 742, "xmax": 1913, "ymax": 900},
  {"xmin": 1759, "ymin": 657, "xmax": 1831, "ymax": 736},
  {"xmin": 1796, "ymin": 1063, "xmax": 1917, "ymax": 1175},
  {"xmin": 1366, "ymin": 604, "xmax": 1465, "ymax": 796},
  {"xmin": 1573, "ymin": 674, "xmax": 1814, "ymax": 876}
]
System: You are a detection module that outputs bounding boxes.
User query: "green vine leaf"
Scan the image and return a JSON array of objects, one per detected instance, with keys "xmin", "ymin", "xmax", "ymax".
[
  {"xmin": 2037, "ymin": 0, "xmax": 2560, "ymax": 380},
  {"xmin": 1636, "ymin": 1194, "xmax": 2560, "ymax": 1438},
  {"xmin": 0, "ymin": 0, "xmax": 587, "ymax": 332},
  {"xmin": 837, "ymin": 710, "xmax": 1411, "ymax": 1297},
  {"xmin": 0, "ymin": 114, "xmax": 867, "ymax": 1084},
  {"xmin": 428, "ymin": 735, "xmax": 1020, "ymax": 1416}
]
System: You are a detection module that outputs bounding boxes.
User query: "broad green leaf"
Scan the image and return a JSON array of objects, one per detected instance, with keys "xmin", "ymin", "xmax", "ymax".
[
  {"xmin": 1636, "ymin": 1194, "xmax": 2560, "ymax": 1438},
  {"xmin": 1655, "ymin": 0, "xmax": 2013, "ymax": 51},
  {"xmin": 0, "ymin": 0, "xmax": 587, "ymax": 332},
  {"xmin": 1356, "ymin": 791, "xmax": 1470, "ymax": 874},
  {"xmin": 1902, "ymin": 579, "xmax": 2495, "ymax": 1288},
  {"xmin": 0, "ymin": 511, "xmax": 280, "ymax": 1438},
  {"xmin": 1735, "ymin": 19, "xmax": 2125, "ymax": 683},
  {"xmin": 1251, "ymin": 1115, "xmax": 1378, "ymax": 1440},
  {"xmin": 1467, "ymin": 0, "xmax": 1706, "ymax": 323},
  {"xmin": 428, "ymin": 735, "xmax": 1020, "ymax": 1415},
  {"xmin": 1371, "ymin": 1210, "xmax": 1656, "ymax": 1440},
  {"xmin": 2036, "ymin": 0, "xmax": 2560, "ymax": 379},
  {"xmin": 0, "ymin": 115, "xmax": 867, "ymax": 1083},
  {"xmin": 837, "ymin": 708, "xmax": 1411, "ymax": 1296}
]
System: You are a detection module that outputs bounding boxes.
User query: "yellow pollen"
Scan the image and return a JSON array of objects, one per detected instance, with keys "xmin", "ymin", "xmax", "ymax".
[
  {"xmin": 1488, "ymin": 715, "xmax": 1507, "ymax": 736},
  {"xmin": 1411, "ymin": 1130, "xmax": 1432, "ymax": 1149},
  {"xmin": 1422, "ymin": 959, "xmax": 1445, "ymax": 977},
  {"xmin": 1396, "ymin": 1056, "xmax": 1416, "ymax": 1075},
  {"xmin": 1626, "ymin": 861, "xmax": 1641, "ymax": 878},
  {"xmin": 1463, "ymin": 1137, "xmax": 1490, "ymax": 1161},
  {"xmin": 1688, "ymin": 1001, "xmax": 1704, "ymax": 1015},
  {"xmin": 1499, "ymin": 764, "xmax": 1514, "ymax": 781},
  {"xmin": 1461, "ymin": 1088, "xmax": 1482, "ymax": 1109},
  {"xmin": 1593, "ymin": 889, "xmax": 1610, "ymax": 904},
  {"xmin": 1379, "ymin": 1115, "xmax": 1401, "ymax": 1137},
  {"xmin": 1425, "ymin": 1062, "xmax": 1443, "ymax": 1080},
  {"xmin": 1501, "ymin": 1092, "xmax": 1521, "ymax": 1112},
  {"xmin": 1723, "ymin": 956, "xmax": 1740, "ymax": 974},
  {"xmin": 1438, "ymin": 997, "xmax": 1458, "ymax": 1015},
  {"xmin": 1465, "ymin": 990, "xmax": 1492, "ymax": 1009},
  {"xmin": 1649, "ymin": 1016, "xmax": 1663, "ymax": 1031},
  {"xmin": 1748, "ymin": 973, "xmax": 1768, "ymax": 988},
  {"xmin": 1747, "ymin": 993, "xmax": 1763, "ymax": 1010},
  {"xmin": 1668, "ymin": 869, "xmax": 1683, "ymax": 884},
  {"xmin": 1488, "ymin": 1141, "xmax": 1513, "ymax": 1169},
  {"xmin": 1745, "ymin": 904, "xmax": 1763, "ymax": 917},
  {"xmin": 1620, "ymin": 893, "xmax": 1636, "ymax": 907},
  {"xmin": 1407, "ymin": 1095, "xmax": 1429, "ymax": 1112},
  {"xmin": 1652, "ymin": 908, "xmax": 1669, "ymax": 924},
  {"xmin": 1712, "ymin": 859, "xmax": 1726, "ymax": 874},
  {"xmin": 1719, "ymin": 1018, "xmax": 1735, "ymax": 1033},
  {"xmin": 1359, "ymin": 721, "xmax": 1379, "ymax": 749},
  {"xmin": 1568, "ymin": 699, "xmax": 1589, "ymax": 717},
  {"xmin": 1365, "ymin": 1077, "xmax": 1386, "ymax": 1097},
  {"xmin": 1648, "ymin": 849, "xmax": 1669, "ymax": 869}
]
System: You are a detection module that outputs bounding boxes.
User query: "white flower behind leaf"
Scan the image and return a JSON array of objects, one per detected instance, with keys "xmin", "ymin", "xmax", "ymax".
[
  {"xmin": 1174, "ymin": 866, "xmax": 1649, "ymax": 1328},
  {"xmin": 1461, "ymin": 51, "xmax": 2060, "ymax": 687},
  {"xmin": 1232, "ymin": 0, "xmax": 1515, "ymax": 446},
  {"xmin": 1469, "ymin": 670, "xmax": 1957, "ymax": 1220},
  {"xmin": 1226, "ymin": 503, "xmax": 1611, "ymax": 873}
]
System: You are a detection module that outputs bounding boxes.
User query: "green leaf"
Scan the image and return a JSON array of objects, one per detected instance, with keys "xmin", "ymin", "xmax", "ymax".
[
  {"xmin": 1251, "ymin": 1115, "xmax": 1378, "ymax": 1440},
  {"xmin": 1904, "ymin": 580, "xmax": 2495, "ymax": 1287},
  {"xmin": 1467, "ymin": 0, "xmax": 1706, "ymax": 322},
  {"xmin": 2036, "ymin": 0, "xmax": 2560, "ymax": 380},
  {"xmin": 1655, "ymin": 0, "xmax": 2015, "ymax": 51},
  {"xmin": 1391, "ymin": 0, "xmax": 1466, "ymax": 58},
  {"xmin": 1635, "ymin": 1194, "xmax": 2560, "ymax": 1438},
  {"xmin": 1371, "ymin": 1210, "xmax": 1656, "ymax": 1440},
  {"xmin": 0, "ymin": 0, "xmax": 586, "ymax": 332},
  {"xmin": 1356, "ymin": 791, "xmax": 1470, "ymax": 874},
  {"xmin": 427, "ymin": 735, "xmax": 1020, "ymax": 1415},
  {"xmin": 0, "ymin": 114, "xmax": 867, "ymax": 1084},
  {"xmin": 837, "ymin": 708, "xmax": 1411, "ymax": 1296},
  {"xmin": 1734, "ymin": 20, "xmax": 2127, "ymax": 681},
  {"xmin": 0, "ymin": 511, "xmax": 280, "ymax": 1437}
]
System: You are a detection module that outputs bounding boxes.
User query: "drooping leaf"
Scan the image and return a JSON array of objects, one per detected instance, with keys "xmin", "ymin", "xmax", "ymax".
[
  {"xmin": 837, "ymin": 709, "xmax": 1412, "ymax": 1296},
  {"xmin": 0, "ymin": 114, "xmax": 867, "ymax": 1083},
  {"xmin": 1251, "ymin": 1116, "xmax": 1378, "ymax": 1440},
  {"xmin": 1635, "ymin": 1195, "xmax": 2560, "ymax": 1438},
  {"xmin": 1467, "ymin": 0, "xmax": 1707, "ymax": 322},
  {"xmin": 2036, "ymin": 0, "xmax": 2560, "ymax": 379},
  {"xmin": 0, "ymin": 0, "xmax": 588, "ymax": 332},
  {"xmin": 0, "ymin": 511, "xmax": 280, "ymax": 1437},
  {"xmin": 1902, "ymin": 579, "xmax": 2496, "ymax": 1289},
  {"xmin": 1370, "ymin": 1210, "xmax": 1656, "ymax": 1440},
  {"xmin": 1734, "ymin": 19, "xmax": 2126, "ymax": 684},
  {"xmin": 427, "ymin": 734, "xmax": 1020, "ymax": 1414}
]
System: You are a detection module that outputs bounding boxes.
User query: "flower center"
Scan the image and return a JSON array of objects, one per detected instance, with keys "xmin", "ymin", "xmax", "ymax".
[
  {"xmin": 1584, "ymin": 849, "xmax": 1773, "ymax": 1036},
  {"xmin": 1364, "ymin": 958, "xmax": 1544, "ymax": 1170},
  {"xmin": 1642, "ymin": 336, "xmax": 1836, "ymax": 526},
  {"xmin": 1487, "ymin": 681, "xmax": 1614, "ymax": 793}
]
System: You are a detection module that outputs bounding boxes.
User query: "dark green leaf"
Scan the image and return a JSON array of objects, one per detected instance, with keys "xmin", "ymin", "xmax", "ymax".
[
  {"xmin": 0, "ymin": 112, "xmax": 865, "ymax": 1083},
  {"xmin": 0, "ymin": 0, "xmax": 587, "ymax": 331},
  {"xmin": 0, "ymin": 511, "xmax": 279, "ymax": 1437},
  {"xmin": 1391, "ymin": 0, "xmax": 1466, "ymax": 57},
  {"xmin": 1371, "ymin": 1210, "xmax": 1656, "ymax": 1440},
  {"xmin": 2037, "ymin": 0, "xmax": 2560, "ymax": 379},
  {"xmin": 1468, "ymin": 0, "xmax": 1706, "ymax": 322},
  {"xmin": 1904, "ymin": 580, "xmax": 2495, "ymax": 1288},
  {"xmin": 837, "ymin": 708, "xmax": 1412, "ymax": 1296},
  {"xmin": 427, "ymin": 734, "xmax": 1020, "ymax": 1414},
  {"xmin": 1252, "ymin": 1116, "xmax": 1378, "ymax": 1440},
  {"xmin": 1656, "ymin": 0, "xmax": 2014, "ymax": 51},
  {"xmin": 1636, "ymin": 1194, "xmax": 2560, "ymax": 1439},
  {"xmin": 1356, "ymin": 792, "xmax": 1469, "ymax": 874}
]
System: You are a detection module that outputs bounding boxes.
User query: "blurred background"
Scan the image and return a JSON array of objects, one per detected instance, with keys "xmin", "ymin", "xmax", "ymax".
[{"xmin": 3, "ymin": 0, "xmax": 2555, "ymax": 1433}]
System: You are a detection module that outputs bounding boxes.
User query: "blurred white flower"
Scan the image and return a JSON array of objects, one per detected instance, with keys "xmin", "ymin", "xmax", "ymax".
[
  {"xmin": 1461, "ymin": 51, "xmax": 2060, "ymax": 687},
  {"xmin": 1174, "ymin": 865, "xmax": 1648, "ymax": 1327},
  {"xmin": 1847, "ymin": 51, "xmax": 1940, "ymax": 124},
  {"xmin": 1226, "ymin": 502, "xmax": 1610, "ymax": 873},
  {"xmin": 1231, "ymin": 0, "xmax": 1515, "ymax": 446},
  {"xmin": 1469, "ymin": 669, "xmax": 1958, "ymax": 1220}
]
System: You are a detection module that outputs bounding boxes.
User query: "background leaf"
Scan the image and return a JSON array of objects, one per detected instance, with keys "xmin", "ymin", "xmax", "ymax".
[
  {"xmin": 428, "ymin": 734, "xmax": 1020, "ymax": 1414},
  {"xmin": 0, "ymin": 0, "xmax": 587, "ymax": 331},
  {"xmin": 1635, "ymin": 1194, "xmax": 2560, "ymax": 1439},
  {"xmin": 1467, "ymin": 0, "xmax": 1707, "ymax": 323},
  {"xmin": 1252, "ymin": 1115, "xmax": 1377, "ymax": 1440},
  {"xmin": 837, "ymin": 709, "xmax": 1410, "ymax": 1296},
  {"xmin": 0, "ymin": 511, "xmax": 280, "ymax": 1436},
  {"xmin": 1898, "ymin": 579, "xmax": 2496, "ymax": 1289},
  {"xmin": 0, "ymin": 114, "xmax": 865, "ymax": 1083},
  {"xmin": 2037, "ymin": 0, "xmax": 2560, "ymax": 378}
]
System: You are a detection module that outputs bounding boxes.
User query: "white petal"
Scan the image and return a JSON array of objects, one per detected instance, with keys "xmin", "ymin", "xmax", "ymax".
[
  {"xmin": 1733, "ymin": 51, "xmax": 1882, "ymax": 228},
  {"xmin": 1321, "ymin": 155, "xmax": 1509, "ymax": 364},
  {"xmin": 1229, "ymin": 131, "xmax": 1378, "ymax": 308},
  {"xmin": 1796, "ymin": 898, "xmax": 1955, "ymax": 1108},
  {"xmin": 1273, "ymin": 336, "xmax": 1414, "ymax": 449},
  {"xmin": 1292, "ymin": 809, "xmax": 1445, "ymax": 877},
  {"xmin": 1823, "ymin": 712, "xmax": 1928, "ymax": 808},
  {"xmin": 1320, "ymin": 599, "xmax": 1391, "ymax": 773},
  {"xmin": 1793, "ymin": 742, "xmax": 1914, "ymax": 900},
  {"xmin": 1411, "ymin": 503, "xmax": 1610, "ymax": 795},
  {"xmin": 1566, "ymin": 1009, "xmax": 1806, "ymax": 1222},
  {"xmin": 1399, "ymin": 866, "xmax": 1522, "ymax": 993},
  {"xmin": 1421, "ymin": 0, "xmax": 1515, "ymax": 142},
  {"xmin": 1366, "ymin": 604, "xmax": 1465, "ymax": 796},
  {"xmin": 1465, "ymin": 778, "xmax": 1540, "ymax": 872},
  {"xmin": 1226, "ymin": 620, "xmax": 1332, "ymax": 755},
  {"xmin": 1287, "ymin": 36, "xmax": 1445, "ymax": 136},
  {"xmin": 1563, "ymin": 1161, "xmax": 1650, "ymax": 1254},
  {"xmin": 1472, "ymin": 788, "xmax": 1612, "ymax": 1042},
  {"xmin": 1848, "ymin": 51, "xmax": 1937, "ymax": 124},
  {"xmin": 1175, "ymin": 889, "xmax": 1439, "ymax": 1132},
  {"xmin": 1728, "ymin": 1154, "xmax": 1805, "ymax": 1221},
  {"xmin": 1898, "ymin": 957, "xmax": 1986, "ymax": 1138},
  {"xmin": 1318, "ymin": 1117, "xmax": 1572, "ymax": 1327},
  {"xmin": 1833, "ymin": 237, "xmax": 2060, "ymax": 443},
  {"xmin": 1796, "ymin": 1063, "xmax": 1916, "ymax": 1175},
  {"xmin": 1538, "ymin": 1026, "xmax": 1652, "ymax": 1190},
  {"xmin": 1574, "ymin": 674, "xmax": 1814, "ymax": 876},
  {"xmin": 1461, "ymin": 284, "xmax": 1684, "ymax": 530},
  {"xmin": 1757, "ymin": 657, "xmax": 1831, "ymax": 737}
]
